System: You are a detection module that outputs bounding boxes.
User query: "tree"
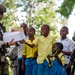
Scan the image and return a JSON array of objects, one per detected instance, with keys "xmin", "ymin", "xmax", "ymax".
[
  {"xmin": 2, "ymin": 11, "xmax": 18, "ymax": 31},
  {"xmin": 0, "ymin": 0, "xmax": 19, "ymax": 31},
  {"xmin": 16, "ymin": 0, "xmax": 59, "ymax": 37},
  {"xmin": 57, "ymin": 0, "xmax": 75, "ymax": 18},
  {"xmin": 0, "ymin": 0, "xmax": 68, "ymax": 38}
]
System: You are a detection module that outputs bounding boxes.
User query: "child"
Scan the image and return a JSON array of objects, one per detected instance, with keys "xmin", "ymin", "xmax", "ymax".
[
  {"xmin": 22, "ymin": 27, "xmax": 38, "ymax": 75},
  {"xmin": 57, "ymin": 26, "xmax": 74, "ymax": 75},
  {"xmin": 47, "ymin": 42, "xmax": 67, "ymax": 75},
  {"xmin": 15, "ymin": 22, "xmax": 28, "ymax": 75},
  {"xmin": 22, "ymin": 24, "xmax": 55, "ymax": 75}
]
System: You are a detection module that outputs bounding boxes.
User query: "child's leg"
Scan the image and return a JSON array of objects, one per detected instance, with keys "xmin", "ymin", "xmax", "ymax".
[
  {"xmin": 18, "ymin": 59, "xmax": 25, "ymax": 75},
  {"xmin": 44, "ymin": 60, "xmax": 50, "ymax": 75},
  {"xmin": 37, "ymin": 63, "xmax": 44, "ymax": 75},
  {"xmin": 32, "ymin": 59, "xmax": 37, "ymax": 75},
  {"xmin": 37, "ymin": 60, "xmax": 49, "ymax": 75},
  {"xmin": 25, "ymin": 59, "xmax": 32, "ymax": 75}
]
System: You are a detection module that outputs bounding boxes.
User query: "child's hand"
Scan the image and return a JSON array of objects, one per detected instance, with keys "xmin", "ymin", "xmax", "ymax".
[
  {"xmin": 15, "ymin": 42, "xmax": 19, "ymax": 46},
  {"xmin": 47, "ymin": 55, "xmax": 52, "ymax": 65},
  {"xmin": 19, "ymin": 39, "xmax": 26, "ymax": 44},
  {"xmin": 47, "ymin": 55, "xmax": 52, "ymax": 59},
  {"xmin": 34, "ymin": 50, "xmax": 38, "ymax": 57},
  {"xmin": 47, "ymin": 55, "xmax": 50, "ymax": 59},
  {"xmin": 21, "ymin": 64, "xmax": 25, "ymax": 72},
  {"xmin": 54, "ymin": 54, "xmax": 58, "ymax": 58}
]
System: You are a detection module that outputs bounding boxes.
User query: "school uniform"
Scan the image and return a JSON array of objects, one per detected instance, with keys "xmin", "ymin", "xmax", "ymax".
[
  {"xmin": 33, "ymin": 34, "xmax": 55, "ymax": 75},
  {"xmin": 18, "ymin": 43, "xmax": 25, "ymax": 75},
  {"xmin": 18, "ymin": 35, "xmax": 28, "ymax": 75},
  {"xmin": 57, "ymin": 37, "xmax": 74, "ymax": 75},
  {"xmin": 22, "ymin": 39, "xmax": 38, "ymax": 75},
  {"xmin": 49, "ymin": 53, "xmax": 67, "ymax": 75}
]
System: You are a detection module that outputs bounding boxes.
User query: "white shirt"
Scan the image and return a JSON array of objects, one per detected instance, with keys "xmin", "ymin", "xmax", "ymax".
[
  {"xmin": 57, "ymin": 37, "xmax": 74, "ymax": 64},
  {"xmin": 18, "ymin": 36, "xmax": 28, "ymax": 59},
  {"xmin": 18, "ymin": 43, "xmax": 23, "ymax": 59}
]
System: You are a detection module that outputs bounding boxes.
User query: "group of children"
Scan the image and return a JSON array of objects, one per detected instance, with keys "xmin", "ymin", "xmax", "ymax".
[
  {"xmin": 19, "ymin": 24, "xmax": 74, "ymax": 75},
  {"xmin": 0, "ymin": 23, "xmax": 74, "ymax": 75},
  {"xmin": 0, "ymin": 3, "xmax": 75, "ymax": 75}
]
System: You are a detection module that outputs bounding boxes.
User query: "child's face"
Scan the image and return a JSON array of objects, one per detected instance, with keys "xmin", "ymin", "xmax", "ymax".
[
  {"xmin": 52, "ymin": 44, "xmax": 58, "ymax": 54},
  {"xmin": 60, "ymin": 28, "xmax": 68, "ymax": 38},
  {"xmin": 41, "ymin": 26, "xmax": 49, "ymax": 36},
  {"xmin": 52, "ymin": 44, "xmax": 60, "ymax": 54},
  {"xmin": 27, "ymin": 28, "xmax": 35, "ymax": 37},
  {"xmin": 20, "ymin": 24, "xmax": 27, "ymax": 32}
]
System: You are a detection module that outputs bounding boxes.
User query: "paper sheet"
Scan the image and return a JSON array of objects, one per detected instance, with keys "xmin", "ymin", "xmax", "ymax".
[{"xmin": 3, "ymin": 31, "xmax": 27, "ymax": 42}]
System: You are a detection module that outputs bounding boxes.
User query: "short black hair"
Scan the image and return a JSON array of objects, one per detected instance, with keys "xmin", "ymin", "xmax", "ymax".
[
  {"xmin": 55, "ymin": 42, "xmax": 63, "ymax": 50},
  {"xmin": 29, "ymin": 27, "xmax": 35, "ymax": 33},
  {"xmin": 62, "ymin": 26, "xmax": 68, "ymax": 33},
  {"xmin": 42, "ymin": 24, "xmax": 50, "ymax": 31}
]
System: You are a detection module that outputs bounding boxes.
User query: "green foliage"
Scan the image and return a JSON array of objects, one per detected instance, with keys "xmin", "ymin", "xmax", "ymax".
[
  {"xmin": 0, "ymin": 0, "xmax": 67, "ymax": 38},
  {"xmin": 3, "ymin": 0, "xmax": 17, "ymax": 9},
  {"xmin": 0, "ymin": 0, "xmax": 18, "ymax": 31},
  {"xmin": 30, "ymin": 1, "xmax": 58, "ymax": 36},
  {"xmin": 37, "ymin": 0, "xmax": 48, "ymax": 2},
  {"xmin": 57, "ymin": 0, "xmax": 75, "ymax": 18},
  {"xmin": 1, "ymin": 11, "xmax": 18, "ymax": 31}
]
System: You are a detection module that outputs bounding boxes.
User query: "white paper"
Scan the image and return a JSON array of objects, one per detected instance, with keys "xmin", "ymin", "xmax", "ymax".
[{"xmin": 3, "ymin": 31, "xmax": 27, "ymax": 42}]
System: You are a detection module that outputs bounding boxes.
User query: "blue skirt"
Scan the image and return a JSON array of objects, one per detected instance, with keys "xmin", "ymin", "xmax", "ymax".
[
  {"xmin": 25, "ymin": 58, "xmax": 37, "ymax": 75},
  {"xmin": 49, "ymin": 59, "xmax": 67, "ymax": 75}
]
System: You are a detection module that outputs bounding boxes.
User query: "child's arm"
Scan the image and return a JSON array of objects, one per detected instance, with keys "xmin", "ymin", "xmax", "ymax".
[
  {"xmin": 15, "ymin": 42, "xmax": 19, "ymax": 46},
  {"xmin": 20, "ymin": 39, "xmax": 35, "ymax": 48},
  {"xmin": 47, "ymin": 55, "xmax": 52, "ymax": 65},
  {"xmin": 22, "ymin": 55, "xmax": 26, "ymax": 71},
  {"xmin": 54, "ymin": 54, "xmax": 62, "ymax": 65},
  {"xmin": 34, "ymin": 50, "xmax": 38, "ymax": 58},
  {"xmin": 62, "ymin": 51, "xmax": 71, "ymax": 56}
]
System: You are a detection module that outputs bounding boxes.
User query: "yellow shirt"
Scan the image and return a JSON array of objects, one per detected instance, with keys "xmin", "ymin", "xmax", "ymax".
[
  {"xmin": 53, "ymin": 53, "xmax": 65, "ymax": 66},
  {"xmin": 58, "ymin": 53, "xmax": 65, "ymax": 66},
  {"xmin": 22, "ymin": 39, "xmax": 38, "ymax": 58},
  {"xmin": 33, "ymin": 34, "xmax": 55, "ymax": 63}
]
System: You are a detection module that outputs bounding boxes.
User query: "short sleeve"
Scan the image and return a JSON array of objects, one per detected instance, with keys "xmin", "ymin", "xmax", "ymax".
[
  {"xmin": 33, "ymin": 37, "xmax": 39, "ymax": 46},
  {"xmin": 52, "ymin": 37, "xmax": 56, "ymax": 45},
  {"xmin": 22, "ymin": 44, "xmax": 27, "ymax": 56},
  {"xmin": 69, "ymin": 40, "xmax": 74, "ymax": 51},
  {"xmin": 58, "ymin": 53, "xmax": 65, "ymax": 66},
  {"xmin": 61, "ymin": 56, "xmax": 65, "ymax": 66}
]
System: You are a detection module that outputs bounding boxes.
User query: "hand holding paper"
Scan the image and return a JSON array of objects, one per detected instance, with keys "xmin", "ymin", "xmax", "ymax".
[
  {"xmin": 19, "ymin": 39, "xmax": 26, "ymax": 44},
  {"xmin": 3, "ymin": 32, "xmax": 27, "ymax": 42}
]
